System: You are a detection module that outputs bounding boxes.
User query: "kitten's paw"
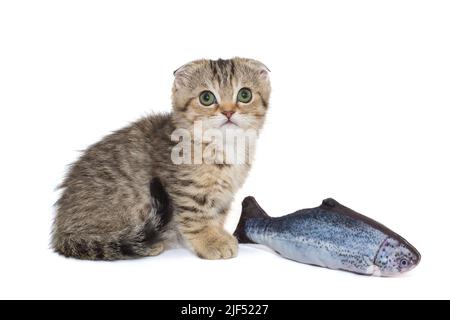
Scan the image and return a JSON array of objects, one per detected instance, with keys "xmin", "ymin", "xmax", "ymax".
[
  {"xmin": 192, "ymin": 230, "xmax": 238, "ymax": 260},
  {"xmin": 145, "ymin": 242, "xmax": 165, "ymax": 257}
]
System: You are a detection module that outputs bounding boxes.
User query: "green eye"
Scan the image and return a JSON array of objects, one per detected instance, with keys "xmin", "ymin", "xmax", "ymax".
[
  {"xmin": 237, "ymin": 88, "xmax": 252, "ymax": 103},
  {"xmin": 199, "ymin": 91, "xmax": 216, "ymax": 106}
]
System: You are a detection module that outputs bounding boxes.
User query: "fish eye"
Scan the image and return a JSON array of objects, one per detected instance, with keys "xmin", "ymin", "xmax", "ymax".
[
  {"xmin": 199, "ymin": 91, "xmax": 216, "ymax": 106},
  {"xmin": 400, "ymin": 259, "xmax": 409, "ymax": 267},
  {"xmin": 237, "ymin": 88, "xmax": 252, "ymax": 104}
]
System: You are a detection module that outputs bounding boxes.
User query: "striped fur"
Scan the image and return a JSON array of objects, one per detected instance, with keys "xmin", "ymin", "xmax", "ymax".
[
  {"xmin": 53, "ymin": 178, "xmax": 172, "ymax": 260},
  {"xmin": 52, "ymin": 58, "xmax": 271, "ymax": 260}
]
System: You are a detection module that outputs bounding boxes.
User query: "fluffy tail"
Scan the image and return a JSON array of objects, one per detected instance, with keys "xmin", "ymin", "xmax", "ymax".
[
  {"xmin": 233, "ymin": 196, "xmax": 270, "ymax": 244},
  {"xmin": 53, "ymin": 178, "xmax": 173, "ymax": 261}
]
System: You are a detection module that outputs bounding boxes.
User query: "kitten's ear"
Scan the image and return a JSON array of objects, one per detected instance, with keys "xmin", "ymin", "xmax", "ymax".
[
  {"xmin": 172, "ymin": 63, "xmax": 189, "ymax": 90},
  {"xmin": 245, "ymin": 58, "xmax": 270, "ymax": 81},
  {"xmin": 172, "ymin": 64, "xmax": 185, "ymax": 76},
  {"xmin": 258, "ymin": 64, "xmax": 270, "ymax": 81},
  {"xmin": 255, "ymin": 61, "xmax": 271, "ymax": 74},
  {"xmin": 172, "ymin": 60, "xmax": 203, "ymax": 90}
]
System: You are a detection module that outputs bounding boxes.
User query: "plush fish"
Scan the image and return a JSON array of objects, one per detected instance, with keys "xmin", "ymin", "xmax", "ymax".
[{"xmin": 233, "ymin": 197, "xmax": 420, "ymax": 276}]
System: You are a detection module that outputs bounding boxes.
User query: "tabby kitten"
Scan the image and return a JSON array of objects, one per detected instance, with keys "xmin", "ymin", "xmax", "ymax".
[{"xmin": 52, "ymin": 57, "xmax": 271, "ymax": 260}]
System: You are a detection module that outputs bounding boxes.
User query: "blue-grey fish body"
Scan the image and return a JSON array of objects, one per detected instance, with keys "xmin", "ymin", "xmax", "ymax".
[{"xmin": 234, "ymin": 197, "xmax": 420, "ymax": 276}]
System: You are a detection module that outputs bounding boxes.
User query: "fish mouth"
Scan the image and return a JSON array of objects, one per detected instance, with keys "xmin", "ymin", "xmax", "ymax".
[{"xmin": 409, "ymin": 243, "xmax": 421, "ymax": 265}]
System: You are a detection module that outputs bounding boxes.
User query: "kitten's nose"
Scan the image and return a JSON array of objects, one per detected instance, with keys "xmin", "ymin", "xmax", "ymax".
[{"xmin": 222, "ymin": 111, "xmax": 235, "ymax": 119}]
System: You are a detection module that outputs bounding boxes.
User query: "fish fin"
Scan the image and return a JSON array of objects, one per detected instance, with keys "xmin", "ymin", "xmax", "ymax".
[{"xmin": 233, "ymin": 196, "xmax": 270, "ymax": 244}]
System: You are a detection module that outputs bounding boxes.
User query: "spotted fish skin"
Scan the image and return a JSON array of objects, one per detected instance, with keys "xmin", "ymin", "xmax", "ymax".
[{"xmin": 234, "ymin": 197, "xmax": 421, "ymax": 276}]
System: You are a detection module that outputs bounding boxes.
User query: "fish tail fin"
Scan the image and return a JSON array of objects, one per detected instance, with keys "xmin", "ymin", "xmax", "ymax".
[{"xmin": 233, "ymin": 196, "xmax": 270, "ymax": 244}]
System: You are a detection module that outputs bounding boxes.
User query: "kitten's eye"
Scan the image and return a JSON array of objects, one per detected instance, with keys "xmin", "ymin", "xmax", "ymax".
[
  {"xmin": 237, "ymin": 88, "xmax": 252, "ymax": 104},
  {"xmin": 199, "ymin": 91, "xmax": 216, "ymax": 106}
]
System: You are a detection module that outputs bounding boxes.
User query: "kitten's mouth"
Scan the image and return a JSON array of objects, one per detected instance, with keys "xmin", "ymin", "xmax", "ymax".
[{"xmin": 221, "ymin": 120, "xmax": 238, "ymax": 127}]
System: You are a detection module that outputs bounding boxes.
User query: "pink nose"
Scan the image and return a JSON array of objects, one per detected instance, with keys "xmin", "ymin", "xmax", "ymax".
[{"xmin": 222, "ymin": 111, "xmax": 235, "ymax": 119}]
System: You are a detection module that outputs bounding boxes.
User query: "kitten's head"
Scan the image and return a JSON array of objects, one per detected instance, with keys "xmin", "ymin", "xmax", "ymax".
[{"xmin": 171, "ymin": 58, "xmax": 271, "ymax": 132}]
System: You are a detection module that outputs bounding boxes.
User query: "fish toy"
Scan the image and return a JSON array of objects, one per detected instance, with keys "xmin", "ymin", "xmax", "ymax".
[{"xmin": 233, "ymin": 197, "xmax": 420, "ymax": 276}]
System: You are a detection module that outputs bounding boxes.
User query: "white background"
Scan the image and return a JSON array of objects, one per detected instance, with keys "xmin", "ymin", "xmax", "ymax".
[{"xmin": 0, "ymin": 0, "xmax": 449, "ymax": 300}]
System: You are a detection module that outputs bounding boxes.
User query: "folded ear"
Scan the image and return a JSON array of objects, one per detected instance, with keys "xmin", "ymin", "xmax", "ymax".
[
  {"xmin": 172, "ymin": 59, "xmax": 204, "ymax": 90},
  {"xmin": 258, "ymin": 64, "xmax": 270, "ymax": 81},
  {"xmin": 172, "ymin": 63, "xmax": 187, "ymax": 76},
  {"xmin": 244, "ymin": 58, "xmax": 270, "ymax": 81},
  {"xmin": 172, "ymin": 62, "xmax": 189, "ymax": 90},
  {"xmin": 254, "ymin": 60, "xmax": 271, "ymax": 73}
]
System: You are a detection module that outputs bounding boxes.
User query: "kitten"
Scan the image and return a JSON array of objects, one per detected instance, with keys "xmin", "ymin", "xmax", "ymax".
[{"xmin": 52, "ymin": 57, "xmax": 271, "ymax": 260}]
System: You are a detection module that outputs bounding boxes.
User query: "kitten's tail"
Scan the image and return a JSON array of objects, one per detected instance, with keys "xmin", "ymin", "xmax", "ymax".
[{"xmin": 52, "ymin": 178, "xmax": 173, "ymax": 261}]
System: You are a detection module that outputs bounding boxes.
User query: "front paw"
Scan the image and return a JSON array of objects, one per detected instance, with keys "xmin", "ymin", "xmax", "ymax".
[{"xmin": 191, "ymin": 230, "xmax": 238, "ymax": 260}]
